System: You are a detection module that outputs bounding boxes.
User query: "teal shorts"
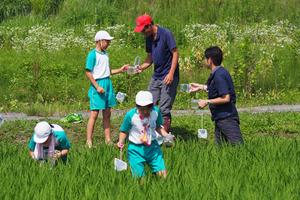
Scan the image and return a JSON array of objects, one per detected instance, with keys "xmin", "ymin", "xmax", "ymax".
[
  {"xmin": 88, "ymin": 77, "xmax": 117, "ymax": 110},
  {"xmin": 128, "ymin": 140, "xmax": 166, "ymax": 177}
]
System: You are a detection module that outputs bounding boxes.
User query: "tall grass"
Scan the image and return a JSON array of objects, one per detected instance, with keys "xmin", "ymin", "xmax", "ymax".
[
  {"xmin": 1, "ymin": 139, "xmax": 299, "ymax": 199},
  {"xmin": 0, "ymin": 114, "xmax": 299, "ymax": 200}
]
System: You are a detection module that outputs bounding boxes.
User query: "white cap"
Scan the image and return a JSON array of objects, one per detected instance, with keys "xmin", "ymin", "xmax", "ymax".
[
  {"xmin": 94, "ymin": 31, "xmax": 114, "ymax": 41},
  {"xmin": 135, "ymin": 91, "xmax": 153, "ymax": 106},
  {"xmin": 33, "ymin": 121, "xmax": 52, "ymax": 143}
]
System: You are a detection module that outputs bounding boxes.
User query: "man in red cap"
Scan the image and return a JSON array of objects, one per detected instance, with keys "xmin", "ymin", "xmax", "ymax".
[{"xmin": 134, "ymin": 14, "xmax": 179, "ymax": 133}]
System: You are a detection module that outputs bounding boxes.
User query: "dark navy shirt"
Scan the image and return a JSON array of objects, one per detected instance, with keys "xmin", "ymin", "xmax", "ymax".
[
  {"xmin": 206, "ymin": 66, "xmax": 238, "ymax": 121},
  {"xmin": 146, "ymin": 26, "xmax": 179, "ymax": 80}
]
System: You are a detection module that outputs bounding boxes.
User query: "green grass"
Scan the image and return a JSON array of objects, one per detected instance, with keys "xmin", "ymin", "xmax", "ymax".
[
  {"xmin": 1, "ymin": 1, "xmax": 300, "ymax": 112},
  {"xmin": 0, "ymin": 113, "xmax": 299, "ymax": 199},
  {"xmin": 1, "ymin": 2, "xmax": 300, "ymax": 198}
]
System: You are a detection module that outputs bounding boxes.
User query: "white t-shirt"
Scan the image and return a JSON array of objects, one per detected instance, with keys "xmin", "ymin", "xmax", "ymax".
[
  {"xmin": 120, "ymin": 106, "xmax": 163, "ymax": 144},
  {"xmin": 85, "ymin": 49, "xmax": 111, "ymax": 80}
]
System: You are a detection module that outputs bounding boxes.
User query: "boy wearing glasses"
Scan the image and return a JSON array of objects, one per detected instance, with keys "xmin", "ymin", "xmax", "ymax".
[
  {"xmin": 117, "ymin": 91, "xmax": 174, "ymax": 177},
  {"xmin": 133, "ymin": 14, "xmax": 179, "ymax": 133}
]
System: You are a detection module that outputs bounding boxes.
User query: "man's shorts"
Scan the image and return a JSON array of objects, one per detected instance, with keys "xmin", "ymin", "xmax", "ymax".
[
  {"xmin": 128, "ymin": 140, "xmax": 166, "ymax": 177},
  {"xmin": 88, "ymin": 77, "xmax": 117, "ymax": 110}
]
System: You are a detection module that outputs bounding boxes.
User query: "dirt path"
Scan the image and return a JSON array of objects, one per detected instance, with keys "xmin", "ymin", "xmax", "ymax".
[{"xmin": 1, "ymin": 104, "xmax": 300, "ymax": 122}]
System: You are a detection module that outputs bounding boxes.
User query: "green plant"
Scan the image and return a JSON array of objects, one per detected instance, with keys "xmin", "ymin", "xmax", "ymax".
[
  {"xmin": 0, "ymin": 113, "xmax": 299, "ymax": 199},
  {"xmin": 0, "ymin": 0, "xmax": 31, "ymax": 22},
  {"xmin": 30, "ymin": 0, "xmax": 63, "ymax": 17}
]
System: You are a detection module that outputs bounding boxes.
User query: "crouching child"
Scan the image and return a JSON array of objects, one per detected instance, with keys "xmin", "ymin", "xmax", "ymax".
[
  {"xmin": 117, "ymin": 91, "xmax": 174, "ymax": 177},
  {"xmin": 28, "ymin": 121, "xmax": 71, "ymax": 164}
]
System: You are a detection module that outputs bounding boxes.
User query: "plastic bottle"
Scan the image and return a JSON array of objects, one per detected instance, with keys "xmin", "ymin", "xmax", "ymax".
[
  {"xmin": 198, "ymin": 128, "xmax": 208, "ymax": 139},
  {"xmin": 180, "ymin": 84, "xmax": 190, "ymax": 92},
  {"xmin": 191, "ymin": 99, "xmax": 199, "ymax": 110},
  {"xmin": 116, "ymin": 92, "xmax": 127, "ymax": 103}
]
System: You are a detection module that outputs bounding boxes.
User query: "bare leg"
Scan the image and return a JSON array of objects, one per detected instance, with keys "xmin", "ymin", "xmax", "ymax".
[
  {"xmin": 102, "ymin": 108, "xmax": 112, "ymax": 144},
  {"xmin": 86, "ymin": 110, "xmax": 99, "ymax": 147}
]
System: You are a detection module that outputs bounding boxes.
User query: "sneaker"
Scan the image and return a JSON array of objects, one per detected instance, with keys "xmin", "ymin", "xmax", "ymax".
[{"xmin": 60, "ymin": 113, "xmax": 83, "ymax": 123}]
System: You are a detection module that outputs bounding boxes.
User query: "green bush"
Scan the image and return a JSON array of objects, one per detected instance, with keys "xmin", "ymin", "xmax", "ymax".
[
  {"xmin": 30, "ymin": 0, "xmax": 63, "ymax": 17},
  {"xmin": 0, "ymin": 0, "xmax": 31, "ymax": 22}
]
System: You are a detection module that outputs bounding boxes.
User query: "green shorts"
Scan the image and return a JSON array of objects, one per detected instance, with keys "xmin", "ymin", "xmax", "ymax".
[
  {"xmin": 128, "ymin": 140, "xmax": 166, "ymax": 177},
  {"xmin": 88, "ymin": 77, "xmax": 117, "ymax": 110}
]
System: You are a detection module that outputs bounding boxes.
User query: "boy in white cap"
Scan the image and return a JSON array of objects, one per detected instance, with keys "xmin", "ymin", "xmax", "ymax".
[
  {"xmin": 117, "ymin": 91, "xmax": 174, "ymax": 177},
  {"xmin": 85, "ymin": 30, "xmax": 129, "ymax": 147},
  {"xmin": 28, "ymin": 121, "xmax": 71, "ymax": 163}
]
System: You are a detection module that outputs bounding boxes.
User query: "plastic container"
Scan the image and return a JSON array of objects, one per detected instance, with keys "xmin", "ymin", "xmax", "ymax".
[
  {"xmin": 126, "ymin": 66, "xmax": 138, "ymax": 75},
  {"xmin": 198, "ymin": 113, "xmax": 208, "ymax": 139},
  {"xmin": 155, "ymin": 131, "xmax": 164, "ymax": 145},
  {"xmin": 114, "ymin": 158, "xmax": 128, "ymax": 171},
  {"xmin": 180, "ymin": 84, "xmax": 190, "ymax": 92},
  {"xmin": 163, "ymin": 133, "xmax": 175, "ymax": 147},
  {"xmin": 116, "ymin": 92, "xmax": 127, "ymax": 103},
  {"xmin": 114, "ymin": 149, "xmax": 127, "ymax": 171},
  {"xmin": 134, "ymin": 56, "xmax": 141, "ymax": 68},
  {"xmin": 191, "ymin": 99, "xmax": 199, "ymax": 110},
  {"xmin": 49, "ymin": 158, "xmax": 57, "ymax": 168},
  {"xmin": 126, "ymin": 56, "xmax": 141, "ymax": 75},
  {"xmin": 198, "ymin": 128, "xmax": 208, "ymax": 139}
]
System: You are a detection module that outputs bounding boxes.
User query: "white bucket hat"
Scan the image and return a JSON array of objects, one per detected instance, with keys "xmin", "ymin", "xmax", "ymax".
[
  {"xmin": 136, "ymin": 91, "xmax": 153, "ymax": 106},
  {"xmin": 95, "ymin": 30, "xmax": 114, "ymax": 41},
  {"xmin": 33, "ymin": 121, "xmax": 52, "ymax": 143}
]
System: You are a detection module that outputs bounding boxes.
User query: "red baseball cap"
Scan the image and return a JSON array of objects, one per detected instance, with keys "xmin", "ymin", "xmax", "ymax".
[{"xmin": 134, "ymin": 14, "xmax": 153, "ymax": 32}]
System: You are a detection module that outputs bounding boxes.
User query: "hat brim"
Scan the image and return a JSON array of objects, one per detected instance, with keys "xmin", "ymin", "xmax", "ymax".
[
  {"xmin": 95, "ymin": 36, "xmax": 114, "ymax": 41},
  {"xmin": 33, "ymin": 133, "xmax": 50, "ymax": 144},
  {"xmin": 134, "ymin": 25, "xmax": 145, "ymax": 33},
  {"xmin": 136, "ymin": 100, "xmax": 153, "ymax": 106},
  {"xmin": 104, "ymin": 36, "xmax": 114, "ymax": 40}
]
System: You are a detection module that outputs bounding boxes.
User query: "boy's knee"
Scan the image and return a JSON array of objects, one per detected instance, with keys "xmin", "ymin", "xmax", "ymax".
[
  {"xmin": 103, "ymin": 108, "xmax": 111, "ymax": 115},
  {"xmin": 102, "ymin": 110, "xmax": 111, "ymax": 120},
  {"xmin": 90, "ymin": 111, "xmax": 99, "ymax": 119}
]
